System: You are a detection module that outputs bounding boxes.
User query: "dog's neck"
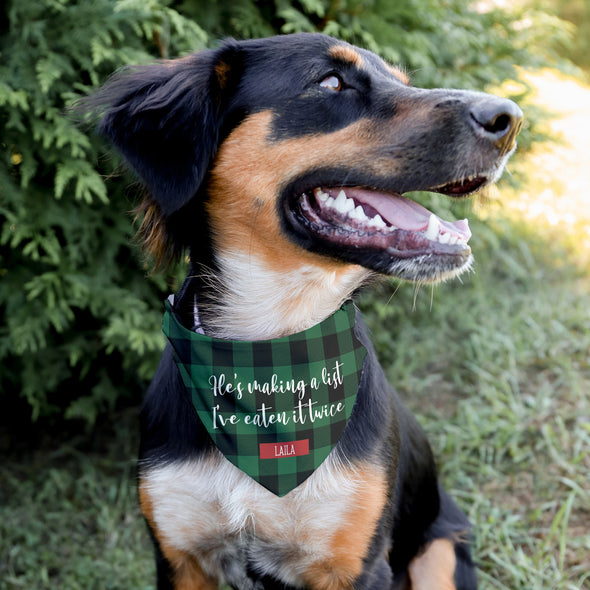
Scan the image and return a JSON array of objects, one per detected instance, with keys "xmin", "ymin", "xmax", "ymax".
[{"xmin": 184, "ymin": 251, "xmax": 370, "ymax": 341}]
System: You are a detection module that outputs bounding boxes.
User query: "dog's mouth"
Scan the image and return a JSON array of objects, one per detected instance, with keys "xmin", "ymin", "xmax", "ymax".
[{"xmin": 286, "ymin": 175, "xmax": 489, "ymax": 280}]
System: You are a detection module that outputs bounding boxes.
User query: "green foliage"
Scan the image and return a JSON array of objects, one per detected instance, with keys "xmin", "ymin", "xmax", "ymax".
[
  {"xmin": 0, "ymin": 0, "xmax": 574, "ymax": 423},
  {"xmin": 0, "ymin": 0, "xmax": 205, "ymax": 421},
  {"xmin": 179, "ymin": 0, "xmax": 571, "ymax": 89},
  {"xmin": 531, "ymin": 0, "xmax": 590, "ymax": 73},
  {"xmin": 0, "ymin": 412, "xmax": 156, "ymax": 589}
]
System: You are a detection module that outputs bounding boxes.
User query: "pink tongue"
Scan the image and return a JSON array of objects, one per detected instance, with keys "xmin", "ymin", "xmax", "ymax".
[{"xmin": 346, "ymin": 188, "xmax": 472, "ymax": 240}]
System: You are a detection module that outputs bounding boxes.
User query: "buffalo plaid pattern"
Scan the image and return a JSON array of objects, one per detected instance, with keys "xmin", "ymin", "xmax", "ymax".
[{"xmin": 163, "ymin": 298, "xmax": 367, "ymax": 496}]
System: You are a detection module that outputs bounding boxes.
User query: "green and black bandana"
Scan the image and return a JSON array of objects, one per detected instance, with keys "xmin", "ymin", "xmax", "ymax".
[{"xmin": 163, "ymin": 298, "xmax": 367, "ymax": 497}]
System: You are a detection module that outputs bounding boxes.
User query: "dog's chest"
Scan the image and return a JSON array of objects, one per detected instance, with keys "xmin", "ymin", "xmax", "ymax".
[{"xmin": 140, "ymin": 452, "xmax": 387, "ymax": 586}]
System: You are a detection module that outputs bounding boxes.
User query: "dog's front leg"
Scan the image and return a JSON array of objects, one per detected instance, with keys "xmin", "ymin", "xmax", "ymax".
[
  {"xmin": 140, "ymin": 483, "xmax": 219, "ymax": 590},
  {"xmin": 407, "ymin": 539, "xmax": 459, "ymax": 590},
  {"xmin": 158, "ymin": 548, "xmax": 218, "ymax": 590},
  {"xmin": 406, "ymin": 486, "xmax": 478, "ymax": 590}
]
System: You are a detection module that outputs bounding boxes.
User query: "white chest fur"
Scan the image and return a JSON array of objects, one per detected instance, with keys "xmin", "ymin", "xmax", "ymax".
[{"xmin": 140, "ymin": 452, "xmax": 387, "ymax": 587}]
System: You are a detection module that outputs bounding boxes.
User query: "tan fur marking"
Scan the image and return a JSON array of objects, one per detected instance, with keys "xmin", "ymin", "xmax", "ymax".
[
  {"xmin": 139, "ymin": 481, "xmax": 218, "ymax": 590},
  {"xmin": 302, "ymin": 466, "xmax": 388, "ymax": 590},
  {"xmin": 206, "ymin": 111, "xmax": 388, "ymax": 276},
  {"xmin": 408, "ymin": 538, "xmax": 457, "ymax": 590},
  {"xmin": 329, "ymin": 44, "xmax": 365, "ymax": 68},
  {"xmin": 138, "ymin": 478, "xmax": 157, "ymax": 531},
  {"xmin": 167, "ymin": 550, "xmax": 218, "ymax": 590},
  {"xmin": 386, "ymin": 63, "xmax": 410, "ymax": 85},
  {"xmin": 215, "ymin": 60, "xmax": 231, "ymax": 90},
  {"xmin": 135, "ymin": 199, "xmax": 175, "ymax": 268}
]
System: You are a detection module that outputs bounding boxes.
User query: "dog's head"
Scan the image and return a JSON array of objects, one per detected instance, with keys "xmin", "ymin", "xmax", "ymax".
[{"xmin": 91, "ymin": 33, "xmax": 522, "ymax": 298}]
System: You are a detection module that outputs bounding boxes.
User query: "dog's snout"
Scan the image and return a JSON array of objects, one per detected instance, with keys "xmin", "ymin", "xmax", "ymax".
[{"xmin": 469, "ymin": 97, "xmax": 523, "ymax": 153}]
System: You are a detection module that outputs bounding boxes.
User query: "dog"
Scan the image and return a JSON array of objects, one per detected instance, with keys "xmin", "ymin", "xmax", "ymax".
[{"xmin": 88, "ymin": 33, "xmax": 522, "ymax": 590}]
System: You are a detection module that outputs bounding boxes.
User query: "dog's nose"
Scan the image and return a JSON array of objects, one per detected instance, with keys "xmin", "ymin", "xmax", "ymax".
[{"xmin": 469, "ymin": 97, "xmax": 523, "ymax": 153}]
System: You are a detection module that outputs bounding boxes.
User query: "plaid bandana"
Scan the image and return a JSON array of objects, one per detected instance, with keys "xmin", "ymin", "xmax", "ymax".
[{"xmin": 162, "ymin": 298, "xmax": 367, "ymax": 496}]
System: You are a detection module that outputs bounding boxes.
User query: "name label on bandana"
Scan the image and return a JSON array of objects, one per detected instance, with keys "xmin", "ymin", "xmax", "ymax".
[
  {"xmin": 162, "ymin": 299, "xmax": 367, "ymax": 497},
  {"xmin": 259, "ymin": 439, "xmax": 309, "ymax": 459}
]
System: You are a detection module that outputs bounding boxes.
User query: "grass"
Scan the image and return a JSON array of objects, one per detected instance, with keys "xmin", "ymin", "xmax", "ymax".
[
  {"xmin": 0, "ymin": 415, "xmax": 155, "ymax": 589},
  {"xmin": 1, "ymin": 70, "xmax": 589, "ymax": 589},
  {"xmin": 357, "ymin": 210, "xmax": 590, "ymax": 590}
]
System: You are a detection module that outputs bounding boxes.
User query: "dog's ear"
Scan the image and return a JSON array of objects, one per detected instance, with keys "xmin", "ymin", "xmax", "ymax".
[{"xmin": 89, "ymin": 43, "xmax": 241, "ymax": 216}]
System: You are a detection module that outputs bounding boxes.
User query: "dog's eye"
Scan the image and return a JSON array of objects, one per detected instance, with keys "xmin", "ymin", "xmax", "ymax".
[{"xmin": 320, "ymin": 74, "xmax": 343, "ymax": 91}]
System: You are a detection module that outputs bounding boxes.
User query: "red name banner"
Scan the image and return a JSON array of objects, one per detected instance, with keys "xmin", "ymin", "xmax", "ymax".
[{"xmin": 259, "ymin": 439, "xmax": 309, "ymax": 459}]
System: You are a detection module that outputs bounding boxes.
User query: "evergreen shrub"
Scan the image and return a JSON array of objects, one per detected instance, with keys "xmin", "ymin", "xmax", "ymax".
[{"xmin": 0, "ymin": 0, "xmax": 205, "ymax": 422}]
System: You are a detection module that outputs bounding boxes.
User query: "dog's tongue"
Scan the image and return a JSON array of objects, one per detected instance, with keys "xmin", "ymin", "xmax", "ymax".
[{"xmin": 351, "ymin": 188, "xmax": 471, "ymax": 240}]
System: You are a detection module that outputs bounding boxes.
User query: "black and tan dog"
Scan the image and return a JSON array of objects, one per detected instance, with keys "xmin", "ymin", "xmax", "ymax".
[{"xmin": 89, "ymin": 33, "xmax": 522, "ymax": 590}]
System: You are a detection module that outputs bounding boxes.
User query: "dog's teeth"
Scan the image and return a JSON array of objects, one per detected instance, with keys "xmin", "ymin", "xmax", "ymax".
[
  {"xmin": 439, "ymin": 232, "xmax": 451, "ymax": 244},
  {"xmin": 358, "ymin": 206, "xmax": 368, "ymax": 220},
  {"xmin": 368, "ymin": 214, "xmax": 387, "ymax": 229},
  {"xmin": 424, "ymin": 214, "xmax": 440, "ymax": 241},
  {"xmin": 349, "ymin": 205, "xmax": 369, "ymax": 221},
  {"xmin": 334, "ymin": 190, "xmax": 355, "ymax": 214},
  {"xmin": 334, "ymin": 190, "xmax": 347, "ymax": 209},
  {"xmin": 315, "ymin": 188, "xmax": 329, "ymax": 203},
  {"xmin": 374, "ymin": 214, "xmax": 387, "ymax": 228},
  {"xmin": 348, "ymin": 206, "xmax": 360, "ymax": 219},
  {"xmin": 448, "ymin": 235, "xmax": 458, "ymax": 245},
  {"xmin": 344, "ymin": 196, "xmax": 356, "ymax": 213},
  {"xmin": 325, "ymin": 196, "xmax": 335, "ymax": 208}
]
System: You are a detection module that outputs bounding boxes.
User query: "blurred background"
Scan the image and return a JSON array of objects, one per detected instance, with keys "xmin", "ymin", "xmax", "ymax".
[{"xmin": 1, "ymin": 0, "xmax": 589, "ymax": 588}]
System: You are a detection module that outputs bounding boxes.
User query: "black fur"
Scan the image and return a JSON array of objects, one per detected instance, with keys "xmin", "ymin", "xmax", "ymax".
[{"xmin": 94, "ymin": 49, "xmax": 227, "ymax": 215}]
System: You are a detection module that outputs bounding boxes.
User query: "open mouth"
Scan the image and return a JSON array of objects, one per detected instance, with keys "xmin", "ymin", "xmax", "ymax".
[
  {"xmin": 285, "ymin": 175, "xmax": 489, "ymax": 280},
  {"xmin": 294, "ymin": 179, "xmax": 484, "ymax": 251}
]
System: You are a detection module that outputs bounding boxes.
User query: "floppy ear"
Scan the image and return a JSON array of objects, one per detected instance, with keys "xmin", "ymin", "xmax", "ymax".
[{"xmin": 91, "ymin": 44, "xmax": 240, "ymax": 216}]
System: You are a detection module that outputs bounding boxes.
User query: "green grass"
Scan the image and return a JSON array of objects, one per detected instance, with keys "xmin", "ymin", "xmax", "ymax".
[{"xmin": 0, "ymin": 416, "xmax": 155, "ymax": 589}]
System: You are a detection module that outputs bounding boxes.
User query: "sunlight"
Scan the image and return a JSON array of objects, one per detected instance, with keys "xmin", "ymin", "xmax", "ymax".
[{"xmin": 504, "ymin": 69, "xmax": 590, "ymax": 253}]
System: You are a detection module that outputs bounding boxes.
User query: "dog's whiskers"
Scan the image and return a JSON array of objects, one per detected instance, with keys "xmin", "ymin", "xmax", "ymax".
[
  {"xmin": 386, "ymin": 281, "xmax": 402, "ymax": 306},
  {"xmin": 412, "ymin": 282, "xmax": 422, "ymax": 312}
]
